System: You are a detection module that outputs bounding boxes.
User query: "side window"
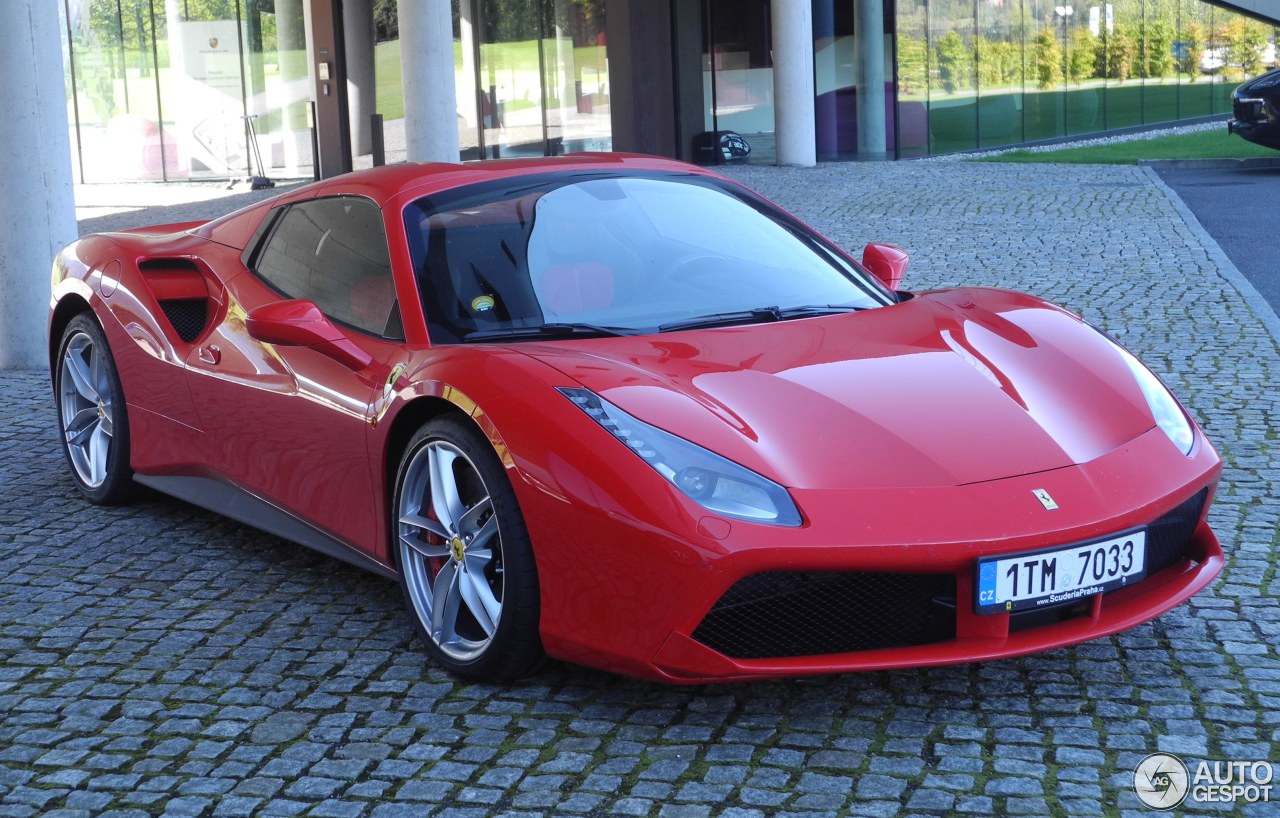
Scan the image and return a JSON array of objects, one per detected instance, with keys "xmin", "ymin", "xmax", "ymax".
[{"xmin": 253, "ymin": 196, "xmax": 401, "ymax": 338}]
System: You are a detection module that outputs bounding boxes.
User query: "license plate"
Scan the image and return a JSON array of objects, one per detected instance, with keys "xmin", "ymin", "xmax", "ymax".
[{"xmin": 975, "ymin": 530, "xmax": 1147, "ymax": 614}]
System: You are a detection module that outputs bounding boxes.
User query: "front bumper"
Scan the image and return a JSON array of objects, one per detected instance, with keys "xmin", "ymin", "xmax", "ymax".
[
  {"xmin": 520, "ymin": 424, "xmax": 1222, "ymax": 683},
  {"xmin": 1228, "ymin": 97, "xmax": 1280, "ymax": 148},
  {"xmin": 651, "ymin": 519, "xmax": 1220, "ymax": 681}
]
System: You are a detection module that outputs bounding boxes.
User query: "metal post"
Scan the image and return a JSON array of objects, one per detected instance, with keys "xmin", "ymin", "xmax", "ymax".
[
  {"xmin": 371, "ymin": 113, "xmax": 385, "ymax": 166},
  {"xmin": 309, "ymin": 101, "xmax": 321, "ymax": 180}
]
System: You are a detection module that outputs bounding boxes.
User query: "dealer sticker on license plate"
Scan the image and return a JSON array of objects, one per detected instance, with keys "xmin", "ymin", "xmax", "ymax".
[{"xmin": 975, "ymin": 530, "xmax": 1147, "ymax": 614}]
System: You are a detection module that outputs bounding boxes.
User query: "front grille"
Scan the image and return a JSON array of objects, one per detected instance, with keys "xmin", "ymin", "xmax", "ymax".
[
  {"xmin": 1007, "ymin": 489, "xmax": 1206, "ymax": 631},
  {"xmin": 1234, "ymin": 98, "xmax": 1264, "ymax": 121},
  {"xmin": 1144, "ymin": 489, "xmax": 1207, "ymax": 576},
  {"xmin": 691, "ymin": 572, "xmax": 954, "ymax": 659},
  {"xmin": 160, "ymin": 299, "xmax": 208, "ymax": 342}
]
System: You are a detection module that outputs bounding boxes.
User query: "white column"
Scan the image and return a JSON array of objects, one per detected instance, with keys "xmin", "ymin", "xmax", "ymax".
[
  {"xmin": 400, "ymin": 0, "xmax": 460, "ymax": 163},
  {"xmin": 855, "ymin": 0, "xmax": 887, "ymax": 159},
  {"xmin": 458, "ymin": 0, "xmax": 478, "ymax": 131},
  {"xmin": 276, "ymin": 0, "xmax": 309, "ymax": 172},
  {"xmin": 344, "ymin": 0, "xmax": 375, "ymax": 156},
  {"xmin": 771, "ymin": 0, "xmax": 816, "ymax": 166},
  {"xmin": 0, "ymin": 0, "xmax": 77, "ymax": 370}
]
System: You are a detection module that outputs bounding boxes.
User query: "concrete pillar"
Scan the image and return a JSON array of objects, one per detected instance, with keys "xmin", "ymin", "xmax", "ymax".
[
  {"xmin": 457, "ymin": 0, "xmax": 478, "ymax": 135},
  {"xmin": 672, "ymin": 0, "xmax": 705, "ymax": 161},
  {"xmin": 344, "ymin": 0, "xmax": 375, "ymax": 156},
  {"xmin": 164, "ymin": 0, "xmax": 186, "ymax": 75},
  {"xmin": 771, "ymin": 0, "xmax": 817, "ymax": 166},
  {"xmin": 400, "ymin": 0, "xmax": 460, "ymax": 163},
  {"xmin": 276, "ymin": 0, "xmax": 309, "ymax": 172},
  {"xmin": 855, "ymin": 0, "xmax": 887, "ymax": 159},
  {"xmin": 0, "ymin": 0, "xmax": 77, "ymax": 370}
]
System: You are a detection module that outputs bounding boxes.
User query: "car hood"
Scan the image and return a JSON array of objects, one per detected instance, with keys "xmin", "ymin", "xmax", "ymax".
[{"xmin": 519, "ymin": 288, "xmax": 1158, "ymax": 489}]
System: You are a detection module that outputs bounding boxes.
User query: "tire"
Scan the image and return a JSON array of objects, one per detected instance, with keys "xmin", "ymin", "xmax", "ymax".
[
  {"xmin": 392, "ymin": 415, "xmax": 543, "ymax": 680},
  {"xmin": 54, "ymin": 313, "xmax": 134, "ymax": 505}
]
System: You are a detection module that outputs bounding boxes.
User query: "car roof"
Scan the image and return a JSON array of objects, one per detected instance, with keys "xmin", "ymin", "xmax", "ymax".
[
  {"xmin": 307, "ymin": 153, "xmax": 718, "ymax": 205},
  {"xmin": 190, "ymin": 154, "xmax": 723, "ymax": 249}
]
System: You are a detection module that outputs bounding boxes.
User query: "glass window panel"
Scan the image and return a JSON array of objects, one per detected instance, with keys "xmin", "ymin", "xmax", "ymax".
[
  {"xmin": 929, "ymin": 0, "xmax": 978, "ymax": 153},
  {"xmin": 978, "ymin": 0, "xmax": 1026, "ymax": 148},
  {"xmin": 1177, "ymin": 0, "xmax": 1213, "ymax": 117},
  {"xmin": 241, "ymin": 0, "xmax": 316, "ymax": 177},
  {"xmin": 1064, "ymin": 2, "xmax": 1103, "ymax": 135},
  {"xmin": 479, "ymin": 0, "xmax": 546, "ymax": 158},
  {"xmin": 895, "ymin": 0, "xmax": 930, "ymax": 157},
  {"xmin": 455, "ymin": 0, "xmax": 483, "ymax": 160},
  {"xmin": 1024, "ymin": 0, "xmax": 1066, "ymax": 141},
  {"xmin": 704, "ymin": 0, "xmax": 775, "ymax": 163},
  {"xmin": 542, "ymin": 0, "xmax": 611, "ymax": 154},
  {"xmin": 1143, "ymin": 0, "xmax": 1178, "ymax": 124},
  {"xmin": 254, "ymin": 197, "xmax": 398, "ymax": 338},
  {"xmin": 814, "ymin": 0, "xmax": 854, "ymax": 159},
  {"xmin": 1102, "ymin": 0, "xmax": 1143, "ymax": 130},
  {"xmin": 67, "ymin": 0, "xmax": 168, "ymax": 181},
  {"xmin": 162, "ymin": 1, "xmax": 254, "ymax": 179}
]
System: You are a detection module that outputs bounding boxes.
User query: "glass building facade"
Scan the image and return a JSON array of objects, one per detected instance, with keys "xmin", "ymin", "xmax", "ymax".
[
  {"xmin": 57, "ymin": 0, "xmax": 611, "ymax": 182},
  {"xmin": 896, "ymin": 0, "xmax": 1276, "ymax": 158},
  {"xmin": 59, "ymin": 0, "xmax": 317, "ymax": 182},
  {"xmin": 57, "ymin": 0, "xmax": 1273, "ymax": 182}
]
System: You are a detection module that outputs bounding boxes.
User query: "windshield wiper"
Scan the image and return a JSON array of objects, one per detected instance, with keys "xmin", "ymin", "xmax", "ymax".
[
  {"xmin": 464, "ymin": 322, "xmax": 637, "ymax": 342},
  {"xmin": 658, "ymin": 304, "xmax": 867, "ymax": 333}
]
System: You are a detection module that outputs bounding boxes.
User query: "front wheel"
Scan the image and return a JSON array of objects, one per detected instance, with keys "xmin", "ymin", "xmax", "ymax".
[
  {"xmin": 55, "ymin": 313, "xmax": 133, "ymax": 504},
  {"xmin": 393, "ymin": 416, "xmax": 543, "ymax": 680}
]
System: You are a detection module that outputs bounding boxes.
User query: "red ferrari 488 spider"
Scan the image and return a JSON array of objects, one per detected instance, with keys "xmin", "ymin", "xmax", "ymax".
[{"xmin": 50, "ymin": 155, "xmax": 1223, "ymax": 682}]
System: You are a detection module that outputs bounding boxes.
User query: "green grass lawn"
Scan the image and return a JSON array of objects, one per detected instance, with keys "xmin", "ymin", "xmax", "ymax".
[
  {"xmin": 375, "ymin": 38, "xmax": 607, "ymax": 123},
  {"xmin": 972, "ymin": 127, "xmax": 1279, "ymax": 163}
]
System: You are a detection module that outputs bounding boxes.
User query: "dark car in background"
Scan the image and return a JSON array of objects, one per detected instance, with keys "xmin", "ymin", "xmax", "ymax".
[{"xmin": 1229, "ymin": 68, "xmax": 1280, "ymax": 150}]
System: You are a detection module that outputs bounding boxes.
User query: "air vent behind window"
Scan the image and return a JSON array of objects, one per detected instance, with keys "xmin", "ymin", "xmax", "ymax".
[
  {"xmin": 139, "ymin": 259, "xmax": 211, "ymax": 344},
  {"xmin": 159, "ymin": 299, "xmax": 208, "ymax": 342}
]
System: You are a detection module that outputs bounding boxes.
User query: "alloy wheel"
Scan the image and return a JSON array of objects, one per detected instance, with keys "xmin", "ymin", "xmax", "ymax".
[
  {"xmin": 58, "ymin": 331, "xmax": 115, "ymax": 489},
  {"xmin": 397, "ymin": 440, "xmax": 504, "ymax": 661}
]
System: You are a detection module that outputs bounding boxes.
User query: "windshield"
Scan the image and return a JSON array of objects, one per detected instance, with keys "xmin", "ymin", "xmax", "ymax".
[{"xmin": 403, "ymin": 172, "xmax": 892, "ymax": 344}]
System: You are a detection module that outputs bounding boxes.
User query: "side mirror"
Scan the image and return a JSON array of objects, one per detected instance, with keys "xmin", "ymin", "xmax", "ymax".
[
  {"xmin": 245, "ymin": 299, "xmax": 373, "ymax": 371},
  {"xmin": 862, "ymin": 243, "xmax": 910, "ymax": 291}
]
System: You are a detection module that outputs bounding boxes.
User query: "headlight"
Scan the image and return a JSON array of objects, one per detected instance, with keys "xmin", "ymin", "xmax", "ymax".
[
  {"xmin": 560, "ymin": 388, "xmax": 803, "ymax": 526},
  {"xmin": 1109, "ymin": 342, "xmax": 1195, "ymax": 456}
]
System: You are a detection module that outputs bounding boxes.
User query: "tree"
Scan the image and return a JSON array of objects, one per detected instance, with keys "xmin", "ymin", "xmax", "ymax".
[
  {"xmin": 1104, "ymin": 26, "xmax": 1139, "ymax": 82},
  {"xmin": 935, "ymin": 30, "xmax": 972, "ymax": 94},
  {"xmin": 976, "ymin": 37, "xmax": 1020, "ymax": 88},
  {"xmin": 1225, "ymin": 18, "xmax": 1270, "ymax": 78},
  {"xmin": 1144, "ymin": 21, "xmax": 1175, "ymax": 79},
  {"xmin": 374, "ymin": 0, "xmax": 398, "ymax": 42},
  {"xmin": 1180, "ymin": 22, "xmax": 1205, "ymax": 82},
  {"xmin": 1067, "ymin": 27, "xmax": 1099, "ymax": 85},
  {"xmin": 896, "ymin": 34, "xmax": 928, "ymax": 95},
  {"xmin": 1034, "ymin": 28, "xmax": 1062, "ymax": 91}
]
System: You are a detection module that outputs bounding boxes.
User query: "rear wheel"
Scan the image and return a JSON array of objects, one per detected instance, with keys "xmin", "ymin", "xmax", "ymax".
[
  {"xmin": 393, "ymin": 416, "xmax": 543, "ymax": 680},
  {"xmin": 55, "ymin": 314, "xmax": 133, "ymax": 504}
]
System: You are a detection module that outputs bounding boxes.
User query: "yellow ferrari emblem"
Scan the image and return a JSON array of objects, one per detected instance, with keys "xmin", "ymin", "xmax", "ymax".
[{"xmin": 450, "ymin": 537, "xmax": 465, "ymax": 561}]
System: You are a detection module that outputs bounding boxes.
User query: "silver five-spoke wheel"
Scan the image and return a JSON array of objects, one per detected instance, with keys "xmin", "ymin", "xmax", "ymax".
[
  {"xmin": 393, "ymin": 416, "xmax": 542, "ymax": 680},
  {"xmin": 55, "ymin": 314, "xmax": 133, "ymax": 504},
  {"xmin": 58, "ymin": 330, "xmax": 115, "ymax": 488},
  {"xmin": 399, "ymin": 440, "xmax": 503, "ymax": 661}
]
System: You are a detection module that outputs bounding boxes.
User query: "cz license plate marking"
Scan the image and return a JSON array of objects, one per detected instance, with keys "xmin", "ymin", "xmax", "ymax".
[{"xmin": 975, "ymin": 530, "xmax": 1147, "ymax": 614}]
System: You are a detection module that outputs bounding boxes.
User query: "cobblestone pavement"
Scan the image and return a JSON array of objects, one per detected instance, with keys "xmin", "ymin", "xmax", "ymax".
[{"xmin": 2, "ymin": 163, "xmax": 1277, "ymax": 818}]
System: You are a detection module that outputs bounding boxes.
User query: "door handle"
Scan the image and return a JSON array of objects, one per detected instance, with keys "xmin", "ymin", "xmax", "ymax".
[{"xmin": 197, "ymin": 345, "xmax": 221, "ymax": 365}]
